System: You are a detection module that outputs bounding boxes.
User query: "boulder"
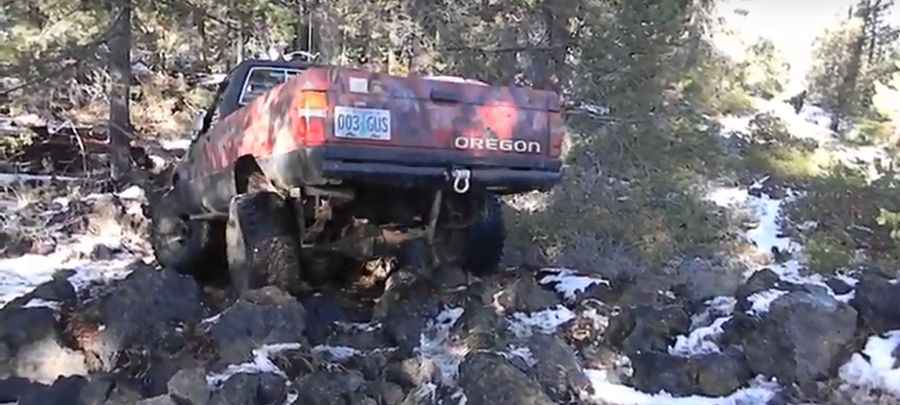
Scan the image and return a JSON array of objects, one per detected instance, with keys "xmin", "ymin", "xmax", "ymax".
[
  {"xmin": 630, "ymin": 349, "xmax": 751, "ymax": 397},
  {"xmin": 0, "ymin": 376, "xmax": 46, "ymax": 402},
  {"xmin": 740, "ymin": 287, "xmax": 857, "ymax": 385},
  {"xmin": 366, "ymin": 381, "xmax": 405, "ymax": 405},
  {"xmin": 671, "ymin": 256, "xmax": 746, "ymax": 304},
  {"xmin": 458, "ymin": 352, "xmax": 554, "ymax": 405},
  {"xmin": 605, "ymin": 304, "xmax": 690, "ymax": 354},
  {"xmin": 209, "ymin": 287, "xmax": 307, "ymax": 364},
  {"xmin": 167, "ymin": 368, "xmax": 210, "ymax": 405},
  {"xmin": 385, "ymin": 357, "xmax": 439, "ymax": 389},
  {"xmin": 136, "ymin": 396, "xmax": 179, "ymax": 405},
  {"xmin": 294, "ymin": 370, "xmax": 366, "ymax": 405},
  {"xmin": 851, "ymin": 272, "xmax": 900, "ymax": 333},
  {"xmin": 486, "ymin": 273, "xmax": 560, "ymax": 314},
  {"xmin": 209, "ymin": 372, "xmax": 286, "ymax": 405},
  {"xmin": 374, "ymin": 272, "xmax": 441, "ymax": 355},
  {"xmin": 18, "ymin": 375, "xmax": 87, "ymax": 405},
  {"xmin": 73, "ymin": 267, "xmax": 203, "ymax": 370},
  {"xmin": 522, "ymin": 334, "xmax": 590, "ymax": 401}
]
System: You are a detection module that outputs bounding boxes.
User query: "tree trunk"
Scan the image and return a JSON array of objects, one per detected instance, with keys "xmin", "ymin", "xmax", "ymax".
[{"xmin": 108, "ymin": 0, "xmax": 133, "ymax": 181}]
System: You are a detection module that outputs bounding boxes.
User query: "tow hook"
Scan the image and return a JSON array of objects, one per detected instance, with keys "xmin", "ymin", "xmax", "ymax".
[{"xmin": 451, "ymin": 168, "xmax": 471, "ymax": 194}]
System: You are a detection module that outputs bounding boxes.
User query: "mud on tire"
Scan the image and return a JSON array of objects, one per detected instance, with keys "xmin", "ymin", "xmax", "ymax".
[
  {"xmin": 226, "ymin": 191, "xmax": 302, "ymax": 294},
  {"xmin": 150, "ymin": 190, "xmax": 225, "ymax": 280}
]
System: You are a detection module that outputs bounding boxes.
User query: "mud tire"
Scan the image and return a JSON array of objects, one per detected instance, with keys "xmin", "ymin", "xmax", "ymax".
[
  {"xmin": 226, "ymin": 191, "xmax": 302, "ymax": 294},
  {"xmin": 150, "ymin": 190, "xmax": 224, "ymax": 280},
  {"xmin": 461, "ymin": 193, "xmax": 506, "ymax": 276}
]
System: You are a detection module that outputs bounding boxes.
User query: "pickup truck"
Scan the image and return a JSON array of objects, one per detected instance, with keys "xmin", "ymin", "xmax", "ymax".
[{"xmin": 150, "ymin": 58, "xmax": 565, "ymax": 292}]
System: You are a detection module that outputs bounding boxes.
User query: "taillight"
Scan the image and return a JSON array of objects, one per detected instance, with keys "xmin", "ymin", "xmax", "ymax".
[
  {"xmin": 293, "ymin": 91, "xmax": 328, "ymax": 146},
  {"xmin": 549, "ymin": 112, "xmax": 565, "ymax": 158}
]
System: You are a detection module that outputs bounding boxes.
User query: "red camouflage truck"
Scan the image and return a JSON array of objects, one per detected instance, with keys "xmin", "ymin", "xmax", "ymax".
[{"xmin": 151, "ymin": 59, "xmax": 565, "ymax": 292}]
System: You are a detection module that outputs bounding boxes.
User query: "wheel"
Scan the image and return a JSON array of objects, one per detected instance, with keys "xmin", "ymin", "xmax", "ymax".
[
  {"xmin": 436, "ymin": 193, "xmax": 505, "ymax": 276},
  {"xmin": 150, "ymin": 190, "xmax": 224, "ymax": 280},
  {"xmin": 461, "ymin": 193, "xmax": 506, "ymax": 275},
  {"xmin": 226, "ymin": 191, "xmax": 303, "ymax": 294}
]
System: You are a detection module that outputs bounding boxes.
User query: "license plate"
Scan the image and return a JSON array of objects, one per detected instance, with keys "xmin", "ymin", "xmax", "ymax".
[{"xmin": 334, "ymin": 106, "xmax": 391, "ymax": 141}]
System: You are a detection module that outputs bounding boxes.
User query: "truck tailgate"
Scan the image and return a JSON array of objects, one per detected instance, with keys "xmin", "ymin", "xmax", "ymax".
[{"xmin": 318, "ymin": 69, "xmax": 563, "ymax": 163}]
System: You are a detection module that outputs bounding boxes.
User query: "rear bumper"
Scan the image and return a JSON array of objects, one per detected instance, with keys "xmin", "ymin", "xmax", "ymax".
[{"xmin": 321, "ymin": 160, "xmax": 561, "ymax": 191}]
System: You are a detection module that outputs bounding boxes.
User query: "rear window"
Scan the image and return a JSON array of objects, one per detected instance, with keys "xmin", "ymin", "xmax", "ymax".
[{"xmin": 238, "ymin": 67, "xmax": 303, "ymax": 105}]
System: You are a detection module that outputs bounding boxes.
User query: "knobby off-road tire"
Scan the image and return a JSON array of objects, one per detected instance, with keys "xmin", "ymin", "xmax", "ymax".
[
  {"xmin": 461, "ymin": 193, "xmax": 506, "ymax": 276},
  {"xmin": 226, "ymin": 191, "xmax": 302, "ymax": 294},
  {"xmin": 150, "ymin": 190, "xmax": 225, "ymax": 281}
]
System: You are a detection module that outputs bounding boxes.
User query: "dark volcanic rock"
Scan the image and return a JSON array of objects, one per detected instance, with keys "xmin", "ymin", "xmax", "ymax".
[
  {"xmin": 30, "ymin": 275, "xmax": 77, "ymax": 305},
  {"xmin": 0, "ymin": 305, "xmax": 87, "ymax": 383},
  {"xmin": 630, "ymin": 349, "xmax": 751, "ymax": 397},
  {"xmin": 18, "ymin": 375, "xmax": 87, "ymax": 405},
  {"xmin": 605, "ymin": 304, "xmax": 690, "ymax": 354},
  {"xmin": 209, "ymin": 372, "xmax": 286, "ymax": 405},
  {"xmin": 824, "ymin": 277, "xmax": 853, "ymax": 296},
  {"xmin": 375, "ymin": 272, "xmax": 441, "ymax": 355},
  {"xmin": 366, "ymin": 381, "xmax": 405, "ymax": 405},
  {"xmin": 489, "ymin": 273, "xmax": 561, "ymax": 314},
  {"xmin": 74, "ymin": 266, "xmax": 203, "ymax": 370},
  {"xmin": 458, "ymin": 352, "xmax": 554, "ymax": 405},
  {"xmin": 740, "ymin": 287, "xmax": 857, "ymax": 385},
  {"xmin": 294, "ymin": 370, "xmax": 366, "ymax": 405},
  {"xmin": 385, "ymin": 357, "xmax": 439, "ymax": 389},
  {"xmin": 168, "ymin": 368, "xmax": 210, "ymax": 405},
  {"xmin": 0, "ymin": 376, "xmax": 47, "ymax": 402},
  {"xmin": 671, "ymin": 256, "xmax": 746, "ymax": 304},
  {"xmin": 522, "ymin": 334, "xmax": 590, "ymax": 401},
  {"xmin": 451, "ymin": 295, "xmax": 503, "ymax": 351},
  {"xmin": 209, "ymin": 287, "xmax": 307, "ymax": 365},
  {"xmin": 137, "ymin": 395, "xmax": 179, "ymax": 405},
  {"xmin": 851, "ymin": 272, "xmax": 900, "ymax": 333}
]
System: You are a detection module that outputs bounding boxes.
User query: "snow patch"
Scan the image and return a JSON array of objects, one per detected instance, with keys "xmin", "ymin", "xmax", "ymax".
[
  {"xmin": 207, "ymin": 343, "xmax": 302, "ymax": 387},
  {"xmin": 312, "ymin": 345, "xmax": 361, "ymax": 362},
  {"xmin": 746, "ymin": 289, "xmax": 788, "ymax": 316},
  {"xmin": 504, "ymin": 345, "xmax": 538, "ymax": 368},
  {"xmin": 160, "ymin": 138, "xmax": 192, "ymax": 151},
  {"xmin": 416, "ymin": 306, "xmax": 466, "ymax": 386},
  {"xmin": 583, "ymin": 369, "xmax": 779, "ymax": 404},
  {"xmin": 582, "ymin": 308, "xmax": 610, "ymax": 332},
  {"xmin": 669, "ymin": 316, "xmax": 732, "ymax": 357},
  {"xmin": 839, "ymin": 330, "xmax": 900, "ymax": 396},
  {"xmin": 508, "ymin": 305, "xmax": 576, "ymax": 338},
  {"xmin": 116, "ymin": 185, "xmax": 146, "ymax": 201},
  {"xmin": 539, "ymin": 268, "xmax": 610, "ymax": 302},
  {"xmin": 23, "ymin": 298, "xmax": 62, "ymax": 311}
]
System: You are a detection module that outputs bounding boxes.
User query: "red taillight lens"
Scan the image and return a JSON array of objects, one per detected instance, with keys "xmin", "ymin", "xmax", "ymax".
[
  {"xmin": 293, "ymin": 91, "xmax": 328, "ymax": 146},
  {"xmin": 549, "ymin": 112, "xmax": 565, "ymax": 158}
]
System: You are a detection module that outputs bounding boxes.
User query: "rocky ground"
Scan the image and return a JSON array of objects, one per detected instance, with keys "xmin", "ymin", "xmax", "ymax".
[{"xmin": 0, "ymin": 173, "xmax": 899, "ymax": 405}]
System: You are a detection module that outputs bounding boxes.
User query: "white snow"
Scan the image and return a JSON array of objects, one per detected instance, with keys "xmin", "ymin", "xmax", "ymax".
[
  {"xmin": 416, "ymin": 306, "xmax": 467, "ymax": 386},
  {"xmin": 669, "ymin": 316, "xmax": 732, "ymax": 357},
  {"xmin": 504, "ymin": 345, "xmax": 538, "ymax": 368},
  {"xmin": 746, "ymin": 289, "xmax": 788, "ymax": 316},
  {"xmin": 312, "ymin": 345, "xmax": 361, "ymax": 362},
  {"xmin": 206, "ymin": 343, "xmax": 302, "ymax": 387},
  {"xmin": 839, "ymin": 330, "xmax": 900, "ymax": 396},
  {"xmin": 160, "ymin": 138, "xmax": 192, "ymax": 151},
  {"xmin": 507, "ymin": 305, "xmax": 576, "ymax": 338},
  {"xmin": 582, "ymin": 308, "xmax": 611, "ymax": 333},
  {"xmin": 116, "ymin": 185, "xmax": 146, "ymax": 201},
  {"xmin": 23, "ymin": 298, "xmax": 62, "ymax": 311},
  {"xmin": 583, "ymin": 369, "xmax": 780, "ymax": 405},
  {"xmin": 539, "ymin": 268, "xmax": 610, "ymax": 302},
  {"xmin": 0, "ymin": 173, "xmax": 81, "ymax": 186}
]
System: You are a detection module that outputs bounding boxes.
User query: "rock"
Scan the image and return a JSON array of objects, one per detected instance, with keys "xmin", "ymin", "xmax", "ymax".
[
  {"xmin": 615, "ymin": 273, "xmax": 679, "ymax": 307},
  {"xmin": 302, "ymin": 293, "xmax": 352, "ymax": 346},
  {"xmin": 451, "ymin": 295, "xmax": 503, "ymax": 350},
  {"xmin": 73, "ymin": 267, "xmax": 203, "ymax": 370},
  {"xmin": 522, "ymin": 334, "xmax": 590, "ymax": 401},
  {"xmin": 0, "ymin": 376, "xmax": 46, "ymax": 402},
  {"xmin": 605, "ymin": 304, "xmax": 690, "ymax": 354},
  {"xmin": 385, "ymin": 357, "xmax": 439, "ymax": 389},
  {"xmin": 367, "ymin": 381, "xmax": 405, "ymax": 405},
  {"xmin": 325, "ymin": 321, "xmax": 390, "ymax": 352},
  {"xmin": 430, "ymin": 265, "xmax": 469, "ymax": 290},
  {"xmin": 630, "ymin": 349, "xmax": 751, "ymax": 397},
  {"xmin": 740, "ymin": 288, "xmax": 857, "ymax": 385},
  {"xmin": 30, "ymin": 275, "xmax": 76, "ymax": 304},
  {"xmin": 0, "ymin": 306, "xmax": 58, "ymax": 352},
  {"xmin": 671, "ymin": 256, "xmax": 746, "ymax": 304},
  {"xmin": 13, "ymin": 335, "xmax": 88, "ymax": 384},
  {"xmin": 209, "ymin": 373, "xmax": 286, "ymax": 405},
  {"xmin": 851, "ymin": 273, "xmax": 900, "ymax": 333},
  {"xmin": 694, "ymin": 348, "xmax": 753, "ymax": 396},
  {"xmin": 629, "ymin": 351, "xmax": 695, "ymax": 395},
  {"xmin": 18, "ymin": 375, "xmax": 87, "ymax": 405},
  {"xmin": 167, "ymin": 368, "xmax": 210, "ymax": 405},
  {"xmin": 736, "ymin": 269, "xmax": 780, "ymax": 301},
  {"xmin": 294, "ymin": 370, "xmax": 365, "ymax": 405},
  {"xmin": 137, "ymin": 395, "xmax": 179, "ymax": 405},
  {"xmin": 209, "ymin": 287, "xmax": 306, "ymax": 364},
  {"xmin": 269, "ymin": 347, "xmax": 314, "ymax": 381},
  {"xmin": 825, "ymin": 277, "xmax": 853, "ymax": 296},
  {"xmin": 375, "ymin": 274, "xmax": 441, "ymax": 355},
  {"xmin": 345, "ymin": 349, "xmax": 390, "ymax": 380},
  {"xmin": 458, "ymin": 352, "xmax": 554, "ymax": 405},
  {"xmin": 488, "ymin": 273, "xmax": 560, "ymax": 314},
  {"xmin": 90, "ymin": 243, "xmax": 116, "ymax": 261}
]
